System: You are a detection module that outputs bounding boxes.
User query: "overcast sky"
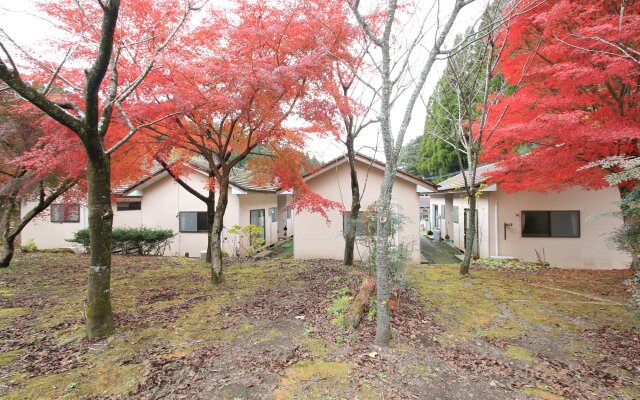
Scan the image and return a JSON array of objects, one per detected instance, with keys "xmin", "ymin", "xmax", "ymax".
[{"xmin": 0, "ymin": 0, "xmax": 488, "ymax": 163}]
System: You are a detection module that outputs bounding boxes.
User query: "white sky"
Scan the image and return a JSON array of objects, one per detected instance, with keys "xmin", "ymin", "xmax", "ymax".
[{"xmin": 0, "ymin": 0, "xmax": 488, "ymax": 164}]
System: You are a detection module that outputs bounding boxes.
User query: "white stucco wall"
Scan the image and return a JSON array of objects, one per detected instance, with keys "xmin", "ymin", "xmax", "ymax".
[
  {"xmin": 431, "ymin": 186, "xmax": 630, "ymax": 269},
  {"xmin": 293, "ymin": 159, "xmax": 421, "ymax": 264},
  {"xmin": 489, "ymin": 187, "xmax": 629, "ymax": 269},
  {"xmin": 137, "ymin": 172, "xmax": 242, "ymax": 257},
  {"xmin": 113, "ymin": 202, "xmax": 142, "ymax": 228},
  {"xmin": 238, "ymin": 192, "xmax": 279, "ymax": 247},
  {"xmin": 20, "ymin": 201, "xmax": 88, "ymax": 249}
]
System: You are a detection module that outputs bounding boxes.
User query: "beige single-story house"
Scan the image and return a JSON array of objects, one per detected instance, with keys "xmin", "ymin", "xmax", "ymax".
[
  {"xmin": 289, "ymin": 153, "xmax": 436, "ymax": 264},
  {"xmin": 21, "ymin": 164, "xmax": 293, "ymax": 258},
  {"xmin": 21, "ymin": 154, "xmax": 434, "ymax": 264},
  {"xmin": 428, "ymin": 164, "xmax": 631, "ymax": 269}
]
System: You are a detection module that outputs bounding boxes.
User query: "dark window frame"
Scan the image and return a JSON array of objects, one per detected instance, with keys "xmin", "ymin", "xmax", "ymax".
[
  {"xmin": 250, "ymin": 209, "xmax": 266, "ymax": 240},
  {"xmin": 116, "ymin": 201, "xmax": 141, "ymax": 211},
  {"xmin": 50, "ymin": 203, "xmax": 80, "ymax": 223},
  {"xmin": 521, "ymin": 210, "xmax": 580, "ymax": 238},
  {"xmin": 179, "ymin": 211, "xmax": 208, "ymax": 233},
  {"xmin": 343, "ymin": 211, "xmax": 366, "ymax": 237}
]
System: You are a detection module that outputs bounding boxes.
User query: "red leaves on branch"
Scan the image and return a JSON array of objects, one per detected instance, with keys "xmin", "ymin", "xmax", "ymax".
[{"xmin": 484, "ymin": 0, "xmax": 640, "ymax": 191}]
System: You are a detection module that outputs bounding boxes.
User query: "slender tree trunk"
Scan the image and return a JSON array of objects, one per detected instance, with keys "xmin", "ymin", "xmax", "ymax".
[
  {"xmin": 460, "ymin": 193, "xmax": 477, "ymax": 275},
  {"xmin": 374, "ymin": 169, "xmax": 395, "ymax": 346},
  {"xmin": 344, "ymin": 136, "xmax": 361, "ymax": 266},
  {"xmin": 85, "ymin": 153, "xmax": 114, "ymax": 337},
  {"xmin": 211, "ymin": 177, "xmax": 229, "ymax": 284},
  {"xmin": 205, "ymin": 194, "xmax": 215, "ymax": 263}
]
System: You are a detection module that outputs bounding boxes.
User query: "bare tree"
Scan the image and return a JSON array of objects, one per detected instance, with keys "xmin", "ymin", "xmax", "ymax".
[
  {"xmin": 347, "ymin": 0, "xmax": 476, "ymax": 346},
  {"xmin": 427, "ymin": 0, "xmax": 536, "ymax": 274},
  {"xmin": 0, "ymin": 0, "xmax": 200, "ymax": 337}
]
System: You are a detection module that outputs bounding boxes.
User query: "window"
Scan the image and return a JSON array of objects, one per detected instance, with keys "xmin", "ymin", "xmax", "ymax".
[
  {"xmin": 250, "ymin": 209, "xmax": 266, "ymax": 239},
  {"xmin": 179, "ymin": 211, "xmax": 208, "ymax": 232},
  {"xmin": 343, "ymin": 212, "xmax": 366, "ymax": 236},
  {"xmin": 270, "ymin": 207, "xmax": 277, "ymax": 222},
  {"xmin": 521, "ymin": 211, "xmax": 580, "ymax": 238},
  {"xmin": 51, "ymin": 204, "xmax": 80, "ymax": 223},
  {"xmin": 116, "ymin": 201, "xmax": 141, "ymax": 211},
  {"xmin": 433, "ymin": 204, "xmax": 440, "ymax": 228},
  {"xmin": 452, "ymin": 206, "xmax": 459, "ymax": 223}
]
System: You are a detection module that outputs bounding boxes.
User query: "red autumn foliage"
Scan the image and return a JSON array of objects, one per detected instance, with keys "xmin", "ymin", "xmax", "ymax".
[
  {"xmin": 484, "ymin": 0, "xmax": 640, "ymax": 192},
  {"xmin": 149, "ymin": 0, "xmax": 355, "ymax": 221}
]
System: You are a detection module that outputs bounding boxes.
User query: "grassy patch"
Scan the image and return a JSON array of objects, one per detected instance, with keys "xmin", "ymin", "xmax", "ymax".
[{"xmin": 273, "ymin": 360, "xmax": 352, "ymax": 399}]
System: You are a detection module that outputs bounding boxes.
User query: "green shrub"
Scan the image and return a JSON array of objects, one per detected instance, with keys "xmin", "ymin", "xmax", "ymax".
[
  {"xmin": 68, "ymin": 227, "xmax": 175, "ymax": 255},
  {"xmin": 18, "ymin": 239, "xmax": 38, "ymax": 253}
]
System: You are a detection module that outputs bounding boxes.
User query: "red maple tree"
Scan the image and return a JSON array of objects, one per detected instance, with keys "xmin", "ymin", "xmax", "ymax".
[
  {"xmin": 484, "ymin": 0, "xmax": 640, "ymax": 192},
  {"xmin": 149, "ymin": 0, "xmax": 347, "ymax": 283},
  {"xmin": 0, "ymin": 0, "xmax": 200, "ymax": 336}
]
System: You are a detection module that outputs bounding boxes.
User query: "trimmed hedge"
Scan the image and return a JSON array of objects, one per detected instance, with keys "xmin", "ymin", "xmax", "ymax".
[{"xmin": 68, "ymin": 227, "xmax": 175, "ymax": 255}]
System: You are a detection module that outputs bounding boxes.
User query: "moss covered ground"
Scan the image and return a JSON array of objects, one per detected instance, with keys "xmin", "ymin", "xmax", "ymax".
[{"xmin": 0, "ymin": 253, "xmax": 638, "ymax": 399}]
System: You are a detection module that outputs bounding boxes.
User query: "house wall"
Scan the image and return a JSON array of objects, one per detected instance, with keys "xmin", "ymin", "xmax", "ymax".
[
  {"xmin": 20, "ymin": 172, "xmax": 282, "ymax": 258},
  {"xmin": 139, "ymin": 172, "xmax": 241, "ymax": 257},
  {"xmin": 276, "ymin": 194, "xmax": 295, "ymax": 238},
  {"xmin": 238, "ymin": 192, "xmax": 279, "ymax": 248},
  {"xmin": 429, "ymin": 193, "xmax": 491, "ymax": 257},
  {"xmin": 294, "ymin": 159, "xmax": 421, "ymax": 264},
  {"xmin": 489, "ymin": 187, "xmax": 629, "ymax": 269},
  {"xmin": 432, "ymin": 187, "xmax": 630, "ymax": 269},
  {"xmin": 113, "ymin": 203, "xmax": 142, "ymax": 228},
  {"xmin": 20, "ymin": 201, "xmax": 89, "ymax": 249}
]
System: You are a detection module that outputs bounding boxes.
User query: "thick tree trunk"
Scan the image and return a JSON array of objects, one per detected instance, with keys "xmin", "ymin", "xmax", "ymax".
[
  {"xmin": 460, "ymin": 193, "xmax": 477, "ymax": 275},
  {"xmin": 0, "ymin": 236, "xmax": 14, "ymax": 268},
  {"xmin": 211, "ymin": 178, "xmax": 229, "ymax": 284},
  {"xmin": 0, "ymin": 197, "xmax": 17, "ymax": 268},
  {"xmin": 374, "ymin": 169, "xmax": 395, "ymax": 346},
  {"xmin": 85, "ymin": 154, "xmax": 114, "ymax": 338},
  {"xmin": 344, "ymin": 137, "xmax": 361, "ymax": 266}
]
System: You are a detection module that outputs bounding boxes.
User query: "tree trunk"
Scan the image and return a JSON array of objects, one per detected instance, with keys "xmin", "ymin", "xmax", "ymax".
[
  {"xmin": 345, "ymin": 275, "xmax": 375, "ymax": 329},
  {"xmin": 205, "ymin": 196, "xmax": 215, "ymax": 263},
  {"xmin": 344, "ymin": 136, "xmax": 361, "ymax": 266},
  {"xmin": 374, "ymin": 169, "xmax": 395, "ymax": 346},
  {"xmin": 460, "ymin": 193, "xmax": 477, "ymax": 275},
  {"xmin": 0, "ymin": 197, "xmax": 17, "ymax": 268},
  {"xmin": 211, "ymin": 177, "xmax": 229, "ymax": 284},
  {"xmin": 0, "ymin": 236, "xmax": 15, "ymax": 268},
  {"xmin": 85, "ymin": 154, "xmax": 114, "ymax": 338}
]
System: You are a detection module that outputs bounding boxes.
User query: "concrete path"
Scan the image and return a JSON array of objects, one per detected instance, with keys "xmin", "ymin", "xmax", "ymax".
[{"xmin": 420, "ymin": 236, "xmax": 460, "ymax": 264}]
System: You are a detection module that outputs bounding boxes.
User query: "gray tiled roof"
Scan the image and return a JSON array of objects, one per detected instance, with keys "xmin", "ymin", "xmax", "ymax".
[
  {"xmin": 189, "ymin": 157, "xmax": 279, "ymax": 192},
  {"xmin": 437, "ymin": 164, "xmax": 497, "ymax": 191}
]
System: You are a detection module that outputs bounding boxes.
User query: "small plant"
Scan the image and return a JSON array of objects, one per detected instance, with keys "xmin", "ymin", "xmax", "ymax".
[
  {"xmin": 335, "ymin": 335, "xmax": 344, "ymax": 344},
  {"xmin": 367, "ymin": 300, "xmax": 377, "ymax": 320},
  {"xmin": 227, "ymin": 224, "xmax": 266, "ymax": 257},
  {"xmin": 333, "ymin": 287, "xmax": 350, "ymax": 297},
  {"xmin": 18, "ymin": 239, "xmax": 38, "ymax": 253},
  {"xmin": 331, "ymin": 315, "xmax": 346, "ymax": 329},
  {"xmin": 325, "ymin": 295, "xmax": 351, "ymax": 316},
  {"xmin": 303, "ymin": 324, "xmax": 314, "ymax": 336}
]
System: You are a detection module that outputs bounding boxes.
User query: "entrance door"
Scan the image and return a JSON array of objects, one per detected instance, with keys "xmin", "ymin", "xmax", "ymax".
[{"xmin": 250, "ymin": 209, "xmax": 266, "ymax": 240}]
